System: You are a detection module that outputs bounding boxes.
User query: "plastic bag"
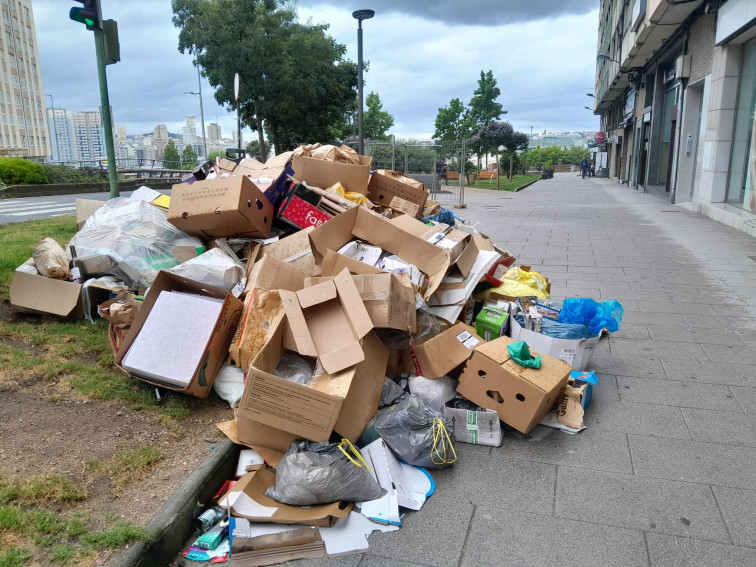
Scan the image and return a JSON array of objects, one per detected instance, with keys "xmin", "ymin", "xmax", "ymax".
[
  {"xmin": 264, "ymin": 440, "xmax": 385, "ymax": 506},
  {"xmin": 408, "ymin": 374, "xmax": 458, "ymax": 413},
  {"xmin": 514, "ymin": 314, "xmax": 596, "ymax": 340},
  {"xmin": 380, "ymin": 377, "xmax": 407, "ymax": 408},
  {"xmin": 167, "ymin": 248, "xmax": 245, "ymax": 291},
  {"xmin": 507, "ymin": 341, "xmax": 542, "ymax": 369},
  {"xmin": 33, "ymin": 237, "xmax": 71, "ymax": 280},
  {"xmin": 482, "ymin": 267, "xmax": 550, "ymax": 300},
  {"xmin": 273, "ymin": 352, "xmax": 315, "ymax": 386},
  {"xmin": 213, "ymin": 365, "xmax": 246, "ymax": 408},
  {"xmin": 421, "ymin": 210, "xmax": 456, "ymax": 225},
  {"xmin": 372, "ymin": 394, "xmax": 457, "ymax": 469},
  {"xmin": 558, "ymin": 298, "xmax": 623, "ymax": 334},
  {"xmin": 67, "ymin": 198, "xmax": 205, "ymax": 287}
]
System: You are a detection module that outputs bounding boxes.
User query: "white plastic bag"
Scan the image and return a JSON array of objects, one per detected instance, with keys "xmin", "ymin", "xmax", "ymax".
[
  {"xmin": 167, "ymin": 248, "xmax": 244, "ymax": 291},
  {"xmin": 213, "ymin": 365, "xmax": 246, "ymax": 408},
  {"xmin": 408, "ymin": 374, "xmax": 458, "ymax": 414}
]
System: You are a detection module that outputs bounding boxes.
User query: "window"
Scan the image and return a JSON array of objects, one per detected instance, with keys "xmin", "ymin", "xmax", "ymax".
[
  {"xmin": 17, "ymin": 115, "xmax": 23, "ymax": 126},
  {"xmin": 14, "ymin": 94, "xmax": 19, "ymax": 105},
  {"xmin": 24, "ymin": 7, "xmax": 29, "ymax": 21},
  {"xmin": 8, "ymin": 56, "xmax": 14, "ymax": 67},
  {"xmin": 5, "ymin": 33, "xmax": 10, "ymax": 45},
  {"xmin": 11, "ymin": 74, "xmax": 17, "ymax": 86},
  {"xmin": 2, "ymin": 12, "xmax": 8, "ymax": 25},
  {"xmin": 1, "ymin": 114, "xmax": 5, "ymax": 124},
  {"xmin": 0, "ymin": 91, "xmax": 3, "ymax": 103}
]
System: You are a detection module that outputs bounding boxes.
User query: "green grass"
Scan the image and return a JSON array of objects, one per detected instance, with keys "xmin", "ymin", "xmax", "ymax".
[
  {"xmin": 86, "ymin": 445, "xmax": 163, "ymax": 490},
  {"xmin": 463, "ymin": 173, "xmax": 542, "ymax": 191},
  {"xmin": 0, "ymin": 547, "xmax": 33, "ymax": 567},
  {"xmin": 0, "ymin": 475, "xmax": 86, "ymax": 507},
  {"xmin": 0, "ymin": 215, "xmax": 77, "ymax": 301}
]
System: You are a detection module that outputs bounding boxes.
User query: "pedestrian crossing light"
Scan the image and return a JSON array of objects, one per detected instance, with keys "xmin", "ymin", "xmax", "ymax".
[{"xmin": 70, "ymin": 0, "xmax": 101, "ymax": 30}]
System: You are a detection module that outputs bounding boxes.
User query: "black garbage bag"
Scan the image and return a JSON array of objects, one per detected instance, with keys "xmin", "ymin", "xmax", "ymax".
[{"xmin": 264, "ymin": 440, "xmax": 385, "ymax": 506}]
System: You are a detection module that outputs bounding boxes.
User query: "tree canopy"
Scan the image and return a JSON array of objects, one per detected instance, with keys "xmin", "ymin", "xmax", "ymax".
[
  {"xmin": 468, "ymin": 121, "xmax": 529, "ymax": 184},
  {"xmin": 172, "ymin": 0, "xmax": 358, "ymax": 154},
  {"xmin": 363, "ymin": 92, "xmax": 394, "ymax": 140},
  {"xmin": 469, "ymin": 70, "xmax": 504, "ymax": 127},
  {"xmin": 163, "ymin": 140, "xmax": 181, "ymax": 168},
  {"xmin": 181, "ymin": 144, "xmax": 198, "ymax": 169}
]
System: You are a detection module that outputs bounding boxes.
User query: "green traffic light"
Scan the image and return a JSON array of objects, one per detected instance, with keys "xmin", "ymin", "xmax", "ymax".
[{"xmin": 69, "ymin": 7, "xmax": 98, "ymax": 29}]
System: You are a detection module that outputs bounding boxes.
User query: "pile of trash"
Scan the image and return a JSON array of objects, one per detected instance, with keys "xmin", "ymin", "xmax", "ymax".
[{"xmin": 9, "ymin": 143, "xmax": 623, "ymax": 564}]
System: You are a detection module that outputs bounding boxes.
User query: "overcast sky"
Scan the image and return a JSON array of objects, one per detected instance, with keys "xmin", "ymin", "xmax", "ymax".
[{"xmin": 33, "ymin": 0, "xmax": 600, "ymax": 142}]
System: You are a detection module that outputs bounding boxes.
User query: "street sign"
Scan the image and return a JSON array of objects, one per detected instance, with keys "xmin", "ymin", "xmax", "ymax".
[{"xmin": 594, "ymin": 131, "xmax": 607, "ymax": 144}]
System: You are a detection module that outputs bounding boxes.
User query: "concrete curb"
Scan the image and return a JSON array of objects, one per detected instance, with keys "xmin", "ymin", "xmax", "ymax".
[
  {"xmin": 112, "ymin": 438, "xmax": 240, "ymax": 567},
  {"xmin": 0, "ymin": 179, "xmax": 178, "ymax": 199}
]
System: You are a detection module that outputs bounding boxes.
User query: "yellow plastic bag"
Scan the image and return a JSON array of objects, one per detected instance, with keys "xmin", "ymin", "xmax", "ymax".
[
  {"xmin": 481, "ymin": 267, "xmax": 550, "ymax": 300},
  {"xmin": 326, "ymin": 182, "xmax": 371, "ymax": 207}
]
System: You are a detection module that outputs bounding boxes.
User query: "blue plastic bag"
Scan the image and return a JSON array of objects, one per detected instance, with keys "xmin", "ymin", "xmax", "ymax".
[
  {"xmin": 557, "ymin": 298, "xmax": 623, "ymax": 334},
  {"xmin": 514, "ymin": 314, "xmax": 596, "ymax": 340},
  {"xmin": 421, "ymin": 209, "xmax": 458, "ymax": 225}
]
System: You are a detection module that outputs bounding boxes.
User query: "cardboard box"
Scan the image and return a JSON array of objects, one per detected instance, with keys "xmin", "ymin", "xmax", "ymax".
[
  {"xmin": 367, "ymin": 170, "xmax": 429, "ymax": 218},
  {"xmin": 114, "ymin": 271, "xmax": 243, "ymax": 398},
  {"xmin": 509, "ymin": 316, "xmax": 599, "ymax": 371},
  {"xmin": 305, "ymin": 272, "xmax": 416, "ymax": 333},
  {"xmin": 292, "ymin": 153, "xmax": 372, "ymax": 195},
  {"xmin": 277, "ymin": 184, "xmax": 332, "ymax": 229},
  {"xmin": 237, "ymin": 317, "xmax": 388, "ymax": 442},
  {"xmin": 475, "ymin": 305, "xmax": 510, "ymax": 341},
  {"xmin": 241, "ymin": 253, "xmax": 307, "ymax": 300},
  {"xmin": 444, "ymin": 404, "xmax": 503, "ymax": 447},
  {"xmin": 405, "ymin": 322, "xmax": 482, "ymax": 379},
  {"xmin": 281, "ymin": 269, "xmax": 373, "ymax": 374},
  {"xmin": 457, "ymin": 335, "xmax": 572, "ymax": 434},
  {"xmin": 9, "ymin": 269, "xmax": 113, "ymax": 319},
  {"xmin": 75, "ymin": 198, "xmax": 105, "ymax": 230},
  {"xmin": 262, "ymin": 226, "xmax": 320, "ymax": 277},
  {"xmin": 167, "ymin": 176, "xmax": 273, "ymax": 238},
  {"xmin": 308, "ymin": 206, "xmax": 450, "ymax": 299},
  {"xmin": 235, "ymin": 416, "xmax": 298, "ymax": 458}
]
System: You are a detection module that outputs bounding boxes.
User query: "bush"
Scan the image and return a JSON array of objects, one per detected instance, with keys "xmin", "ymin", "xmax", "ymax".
[
  {"xmin": 0, "ymin": 157, "xmax": 47, "ymax": 185},
  {"xmin": 41, "ymin": 164, "xmax": 108, "ymax": 184}
]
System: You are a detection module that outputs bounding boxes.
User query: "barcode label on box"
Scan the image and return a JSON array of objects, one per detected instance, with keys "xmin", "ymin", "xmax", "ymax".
[
  {"xmin": 457, "ymin": 331, "xmax": 480, "ymax": 349},
  {"xmin": 559, "ymin": 348, "xmax": 577, "ymax": 364}
]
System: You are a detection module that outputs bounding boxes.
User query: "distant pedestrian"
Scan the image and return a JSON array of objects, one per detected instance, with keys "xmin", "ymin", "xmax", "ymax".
[{"xmin": 581, "ymin": 158, "xmax": 588, "ymax": 179}]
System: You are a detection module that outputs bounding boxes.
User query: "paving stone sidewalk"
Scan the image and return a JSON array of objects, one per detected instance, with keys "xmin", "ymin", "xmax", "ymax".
[{"xmin": 283, "ymin": 172, "xmax": 756, "ymax": 567}]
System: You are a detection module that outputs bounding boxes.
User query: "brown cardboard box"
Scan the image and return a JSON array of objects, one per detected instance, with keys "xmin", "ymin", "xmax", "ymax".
[
  {"xmin": 75, "ymin": 198, "xmax": 105, "ymax": 230},
  {"xmin": 404, "ymin": 322, "xmax": 483, "ymax": 379},
  {"xmin": 242, "ymin": 253, "xmax": 307, "ymax": 299},
  {"xmin": 390, "ymin": 215, "xmax": 477, "ymax": 272},
  {"xmin": 456, "ymin": 335, "xmax": 572, "ymax": 434},
  {"xmin": 307, "ymin": 206, "xmax": 450, "ymax": 299},
  {"xmin": 235, "ymin": 416, "xmax": 298, "ymax": 458},
  {"xmin": 292, "ymin": 153, "xmax": 372, "ymax": 195},
  {"xmin": 237, "ymin": 317, "xmax": 388, "ymax": 443},
  {"xmin": 10, "ymin": 269, "xmax": 113, "ymax": 319},
  {"xmin": 367, "ymin": 170, "xmax": 430, "ymax": 218},
  {"xmin": 262, "ymin": 227, "xmax": 321, "ymax": 277},
  {"xmin": 167, "ymin": 176, "xmax": 273, "ymax": 238},
  {"xmin": 114, "ymin": 271, "xmax": 243, "ymax": 398},
  {"xmin": 216, "ymin": 158, "xmax": 238, "ymax": 173},
  {"xmin": 305, "ymin": 272, "xmax": 416, "ymax": 333},
  {"xmin": 280, "ymin": 269, "xmax": 373, "ymax": 374}
]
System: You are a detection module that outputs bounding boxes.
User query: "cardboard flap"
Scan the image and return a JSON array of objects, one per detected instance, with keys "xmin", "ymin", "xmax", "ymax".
[
  {"xmin": 322, "ymin": 249, "xmax": 384, "ymax": 277},
  {"xmin": 320, "ymin": 343, "xmax": 365, "ymax": 375},
  {"xmin": 280, "ymin": 291, "xmax": 318, "ymax": 357},
  {"xmin": 450, "ymin": 238, "xmax": 479, "ymax": 278},
  {"xmin": 10, "ymin": 271, "xmax": 82, "ymax": 317},
  {"xmin": 333, "ymin": 269, "xmax": 373, "ymax": 340},
  {"xmin": 296, "ymin": 279, "xmax": 338, "ymax": 309}
]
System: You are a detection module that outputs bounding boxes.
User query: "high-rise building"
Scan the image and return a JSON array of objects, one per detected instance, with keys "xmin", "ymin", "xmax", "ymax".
[
  {"xmin": 72, "ymin": 111, "xmax": 105, "ymax": 163},
  {"xmin": 182, "ymin": 114, "xmax": 196, "ymax": 145},
  {"xmin": 46, "ymin": 108, "xmax": 76, "ymax": 163},
  {"xmin": 115, "ymin": 125, "xmax": 126, "ymax": 139},
  {"xmin": 207, "ymin": 122, "xmax": 221, "ymax": 143},
  {"xmin": 153, "ymin": 124, "xmax": 168, "ymax": 159},
  {"xmin": 0, "ymin": 0, "xmax": 50, "ymax": 158}
]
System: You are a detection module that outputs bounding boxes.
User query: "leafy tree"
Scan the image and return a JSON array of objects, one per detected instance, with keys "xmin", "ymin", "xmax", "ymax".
[
  {"xmin": 207, "ymin": 150, "xmax": 225, "ymax": 163},
  {"xmin": 246, "ymin": 140, "xmax": 271, "ymax": 162},
  {"xmin": 173, "ymin": 0, "xmax": 357, "ymax": 155},
  {"xmin": 363, "ymin": 91, "xmax": 394, "ymax": 140},
  {"xmin": 469, "ymin": 121, "xmax": 529, "ymax": 184},
  {"xmin": 163, "ymin": 140, "xmax": 181, "ymax": 169},
  {"xmin": 181, "ymin": 145, "xmax": 199, "ymax": 169},
  {"xmin": 468, "ymin": 70, "xmax": 505, "ymax": 127}
]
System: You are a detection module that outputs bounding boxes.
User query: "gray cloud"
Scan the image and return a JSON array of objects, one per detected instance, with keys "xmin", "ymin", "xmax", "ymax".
[{"xmin": 297, "ymin": 0, "xmax": 597, "ymax": 26}]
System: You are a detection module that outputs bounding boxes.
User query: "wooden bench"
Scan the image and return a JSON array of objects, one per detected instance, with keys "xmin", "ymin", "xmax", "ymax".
[
  {"xmin": 476, "ymin": 171, "xmax": 498, "ymax": 181},
  {"xmin": 446, "ymin": 171, "xmax": 459, "ymax": 181}
]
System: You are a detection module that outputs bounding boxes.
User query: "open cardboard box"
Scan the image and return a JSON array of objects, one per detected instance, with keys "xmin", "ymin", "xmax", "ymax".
[
  {"xmin": 456, "ymin": 335, "xmax": 571, "ymax": 434},
  {"xmin": 509, "ymin": 315, "xmax": 599, "ymax": 371},
  {"xmin": 167, "ymin": 176, "xmax": 273, "ymax": 238},
  {"xmin": 237, "ymin": 314, "xmax": 388, "ymax": 443},
  {"xmin": 114, "ymin": 271, "xmax": 243, "ymax": 398},
  {"xmin": 292, "ymin": 153, "xmax": 372, "ymax": 195},
  {"xmin": 308, "ymin": 206, "xmax": 450, "ymax": 299},
  {"xmin": 367, "ymin": 170, "xmax": 429, "ymax": 218},
  {"xmin": 262, "ymin": 226, "xmax": 321, "ymax": 277},
  {"xmin": 404, "ymin": 322, "xmax": 483, "ymax": 379}
]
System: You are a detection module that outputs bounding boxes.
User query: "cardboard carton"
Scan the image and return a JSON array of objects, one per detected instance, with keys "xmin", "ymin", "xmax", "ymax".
[
  {"xmin": 237, "ymin": 317, "xmax": 388, "ymax": 443},
  {"xmin": 114, "ymin": 271, "xmax": 243, "ymax": 398},
  {"xmin": 404, "ymin": 322, "xmax": 483, "ymax": 379},
  {"xmin": 167, "ymin": 176, "xmax": 273, "ymax": 238},
  {"xmin": 75, "ymin": 198, "xmax": 105, "ymax": 230},
  {"xmin": 509, "ymin": 315, "xmax": 599, "ymax": 371},
  {"xmin": 444, "ymin": 404, "xmax": 503, "ymax": 447},
  {"xmin": 305, "ymin": 272, "xmax": 416, "ymax": 333},
  {"xmin": 367, "ymin": 170, "xmax": 430, "ymax": 218},
  {"xmin": 234, "ymin": 416, "xmax": 298, "ymax": 460},
  {"xmin": 292, "ymin": 153, "xmax": 372, "ymax": 195},
  {"xmin": 10, "ymin": 269, "xmax": 113, "ymax": 319},
  {"xmin": 277, "ymin": 183, "xmax": 332, "ymax": 229},
  {"xmin": 262, "ymin": 226, "xmax": 321, "ymax": 277},
  {"xmin": 308, "ymin": 206, "xmax": 450, "ymax": 299},
  {"xmin": 456, "ymin": 335, "xmax": 572, "ymax": 434},
  {"xmin": 280, "ymin": 269, "xmax": 373, "ymax": 374},
  {"xmin": 475, "ymin": 305, "xmax": 510, "ymax": 341},
  {"xmin": 241, "ymin": 253, "xmax": 307, "ymax": 300}
]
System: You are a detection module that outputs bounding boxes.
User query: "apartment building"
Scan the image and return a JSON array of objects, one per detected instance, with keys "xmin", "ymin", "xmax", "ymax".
[
  {"xmin": 593, "ymin": 0, "xmax": 756, "ymax": 235},
  {"xmin": 0, "ymin": 0, "xmax": 49, "ymax": 158}
]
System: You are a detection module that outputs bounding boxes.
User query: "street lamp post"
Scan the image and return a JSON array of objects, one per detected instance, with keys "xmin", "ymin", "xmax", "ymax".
[
  {"xmin": 597, "ymin": 54, "xmax": 621, "ymax": 64},
  {"xmin": 46, "ymin": 94, "xmax": 58, "ymax": 162},
  {"xmin": 352, "ymin": 9, "xmax": 374, "ymax": 156},
  {"xmin": 184, "ymin": 66, "xmax": 207, "ymax": 160}
]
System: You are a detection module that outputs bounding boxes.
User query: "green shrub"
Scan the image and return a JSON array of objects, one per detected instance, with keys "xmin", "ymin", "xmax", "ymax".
[
  {"xmin": 41, "ymin": 164, "xmax": 108, "ymax": 184},
  {"xmin": 0, "ymin": 157, "xmax": 47, "ymax": 185}
]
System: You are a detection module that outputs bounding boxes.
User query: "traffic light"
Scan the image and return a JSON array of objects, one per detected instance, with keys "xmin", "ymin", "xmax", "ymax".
[{"xmin": 69, "ymin": 0, "xmax": 101, "ymax": 30}]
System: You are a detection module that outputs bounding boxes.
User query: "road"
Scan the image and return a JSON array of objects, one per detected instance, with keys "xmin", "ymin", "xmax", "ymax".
[{"xmin": 0, "ymin": 190, "xmax": 143, "ymax": 225}]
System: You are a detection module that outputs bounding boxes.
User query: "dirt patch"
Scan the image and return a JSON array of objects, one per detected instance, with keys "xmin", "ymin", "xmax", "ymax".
[{"xmin": 0, "ymin": 303, "xmax": 235, "ymax": 566}]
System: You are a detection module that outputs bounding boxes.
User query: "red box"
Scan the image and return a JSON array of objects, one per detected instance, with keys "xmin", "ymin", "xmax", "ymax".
[{"xmin": 278, "ymin": 194, "xmax": 332, "ymax": 229}]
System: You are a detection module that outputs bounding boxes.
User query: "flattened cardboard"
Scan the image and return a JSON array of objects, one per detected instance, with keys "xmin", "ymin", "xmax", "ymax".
[
  {"xmin": 443, "ymin": 405, "xmax": 502, "ymax": 447},
  {"xmin": 114, "ymin": 271, "xmax": 243, "ymax": 398},
  {"xmin": 292, "ymin": 153, "xmax": 372, "ymax": 195},
  {"xmin": 262, "ymin": 227, "xmax": 320, "ymax": 276},
  {"xmin": 305, "ymin": 272, "xmax": 416, "ymax": 333},
  {"xmin": 233, "ymin": 417, "xmax": 295, "ymax": 464},
  {"xmin": 308, "ymin": 206, "xmax": 450, "ymax": 299},
  {"xmin": 367, "ymin": 170, "xmax": 429, "ymax": 218},
  {"xmin": 509, "ymin": 316, "xmax": 599, "ymax": 371},
  {"xmin": 167, "ymin": 176, "xmax": 273, "ymax": 238},
  {"xmin": 404, "ymin": 323, "xmax": 482, "ymax": 379},
  {"xmin": 456, "ymin": 335, "xmax": 571, "ymax": 434},
  {"xmin": 75, "ymin": 198, "xmax": 105, "ymax": 230},
  {"xmin": 237, "ymin": 318, "xmax": 387, "ymax": 443},
  {"xmin": 223, "ymin": 468, "xmax": 351, "ymax": 527},
  {"xmin": 280, "ymin": 269, "xmax": 373, "ymax": 374},
  {"xmin": 230, "ymin": 521, "xmax": 325, "ymax": 564},
  {"xmin": 242, "ymin": 253, "xmax": 306, "ymax": 299}
]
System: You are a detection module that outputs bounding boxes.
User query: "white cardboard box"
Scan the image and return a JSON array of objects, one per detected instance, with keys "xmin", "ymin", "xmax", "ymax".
[{"xmin": 509, "ymin": 316, "xmax": 599, "ymax": 371}]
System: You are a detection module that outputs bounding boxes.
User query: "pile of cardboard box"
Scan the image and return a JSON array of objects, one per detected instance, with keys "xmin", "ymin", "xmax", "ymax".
[{"xmin": 8, "ymin": 144, "xmax": 608, "ymax": 563}]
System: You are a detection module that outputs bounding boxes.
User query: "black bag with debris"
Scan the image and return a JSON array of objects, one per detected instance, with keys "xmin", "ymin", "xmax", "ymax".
[
  {"xmin": 264, "ymin": 440, "xmax": 385, "ymax": 506},
  {"xmin": 372, "ymin": 394, "xmax": 457, "ymax": 470}
]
